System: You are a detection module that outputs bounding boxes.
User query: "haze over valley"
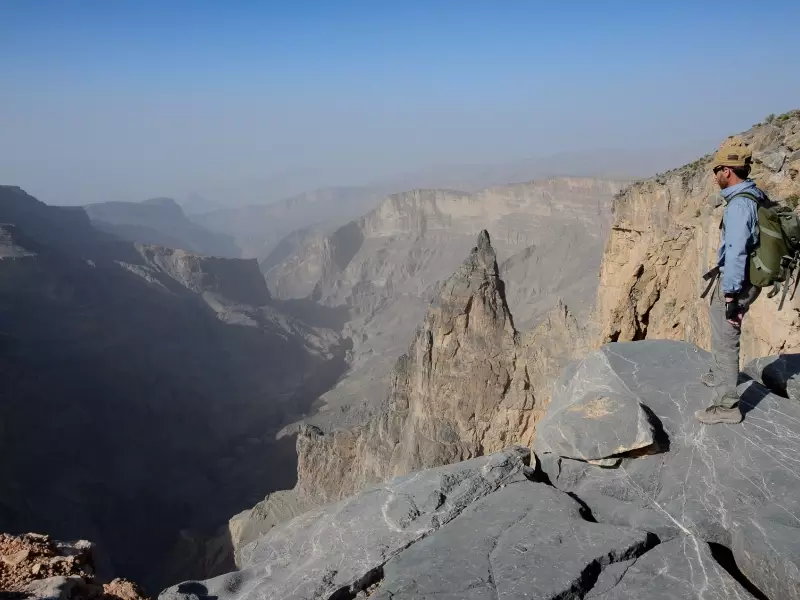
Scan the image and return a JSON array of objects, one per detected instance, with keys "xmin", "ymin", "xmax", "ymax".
[{"xmin": 2, "ymin": 2, "xmax": 800, "ymax": 600}]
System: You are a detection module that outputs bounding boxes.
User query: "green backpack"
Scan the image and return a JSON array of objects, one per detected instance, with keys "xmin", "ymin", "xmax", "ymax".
[{"xmin": 735, "ymin": 191, "xmax": 800, "ymax": 309}]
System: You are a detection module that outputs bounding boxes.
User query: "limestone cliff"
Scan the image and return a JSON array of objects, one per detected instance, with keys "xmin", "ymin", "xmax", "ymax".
[
  {"xmin": 291, "ymin": 231, "xmax": 536, "ymax": 504},
  {"xmin": 595, "ymin": 110, "xmax": 800, "ymax": 361},
  {"xmin": 132, "ymin": 245, "xmax": 271, "ymax": 306},
  {"xmin": 266, "ymin": 178, "xmax": 625, "ymax": 432}
]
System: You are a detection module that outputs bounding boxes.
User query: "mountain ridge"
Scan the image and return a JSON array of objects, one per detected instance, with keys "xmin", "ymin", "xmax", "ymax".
[
  {"xmin": 0, "ymin": 186, "xmax": 348, "ymax": 591},
  {"xmin": 84, "ymin": 197, "xmax": 241, "ymax": 258}
]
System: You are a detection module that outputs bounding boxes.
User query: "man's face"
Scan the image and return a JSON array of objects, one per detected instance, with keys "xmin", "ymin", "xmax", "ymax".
[{"xmin": 713, "ymin": 165, "xmax": 732, "ymax": 189}]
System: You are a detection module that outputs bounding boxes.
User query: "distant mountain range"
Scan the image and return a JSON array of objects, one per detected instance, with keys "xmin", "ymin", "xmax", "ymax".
[
  {"xmin": 84, "ymin": 196, "xmax": 241, "ymax": 258},
  {"xmin": 179, "ymin": 192, "xmax": 223, "ymax": 215},
  {"xmin": 191, "ymin": 186, "xmax": 386, "ymax": 260},
  {"xmin": 186, "ymin": 142, "xmax": 715, "ymax": 261}
]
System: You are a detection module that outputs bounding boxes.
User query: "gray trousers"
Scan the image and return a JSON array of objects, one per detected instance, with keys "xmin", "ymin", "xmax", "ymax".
[{"xmin": 708, "ymin": 278, "xmax": 761, "ymax": 408}]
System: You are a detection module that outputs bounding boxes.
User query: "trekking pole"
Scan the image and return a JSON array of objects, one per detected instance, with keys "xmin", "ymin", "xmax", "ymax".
[
  {"xmin": 790, "ymin": 251, "xmax": 800, "ymax": 303},
  {"xmin": 778, "ymin": 253, "xmax": 799, "ymax": 311},
  {"xmin": 700, "ymin": 266, "xmax": 720, "ymax": 299}
]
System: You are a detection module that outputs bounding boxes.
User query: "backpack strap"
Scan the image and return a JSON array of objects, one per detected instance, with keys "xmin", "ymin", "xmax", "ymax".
[
  {"xmin": 733, "ymin": 191, "xmax": 785, "ymax": 241},
  {"xmin": 719, "ymin": 191, "xmax": 760, "ymax": 231},
  {"xmin": 731, "ymin": 191, "xmax": 761, "ymax": 204}
]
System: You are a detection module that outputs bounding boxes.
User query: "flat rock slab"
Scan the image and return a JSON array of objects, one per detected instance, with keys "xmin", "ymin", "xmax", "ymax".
[
  {"xmin": 587, "ymin": 538, "xmax": 756, "ymax": 599},
  {"xmin": 732, "ymin": 513, "xmax": 800, "ymax": 600},
  {"xmin": 537, "ymin": 340, "xmax": 800, "ymax": 600},
  {"xmin": 534, "ymin": 350, "xmax": 656, "ymax": 463},
  {"xmin": 159, "ymin": 447, "xmax": 530, "ymax": 600},
  {"xmin": 371, "ymin": 481, "xmax": 654, "ymax": 600},
  {"xmin": 20, "ymin": 576, "xmax": 83, "ymax": 600},
  {"xmin": 743, "ymin": 353, "xmax": 800, "ymax": 402}
]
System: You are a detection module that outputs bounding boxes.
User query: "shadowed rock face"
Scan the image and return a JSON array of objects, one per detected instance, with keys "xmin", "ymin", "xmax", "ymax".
[
  {"xmin": 0, "ymin": 187, "xmax": 347, "ymax": 592},
  {"xmin": 84, "ymin": 197, "xmax": 241, "ymax": 258},
  {"xmin": 0, "ymin": 224, "xmax": 40, "ymax": 258}
]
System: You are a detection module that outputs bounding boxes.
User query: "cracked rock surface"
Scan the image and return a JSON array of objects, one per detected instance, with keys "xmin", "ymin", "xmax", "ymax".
[
  {"xmin": 159, "ymin": 340, "xmax": 798, "ymax": 600},
  {"xmin": 159, "ymin": 448, "xmax": 530, "ymax": 600},
  {"xmin": 537, "ymin": 340, "xmax": 800, "ymax": 600},
  {"xmin": 586, "ymin": 537, "xmax": 755, "ymax": 600},
  {"xmin": 371, "ymin": 481, "xmax": 655, "ymax": 600}
]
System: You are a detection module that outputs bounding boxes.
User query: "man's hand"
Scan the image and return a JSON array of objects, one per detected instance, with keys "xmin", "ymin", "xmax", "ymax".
[{"xmin": 725, "ymin": 295, "xmax": 743, "ymax": 328}]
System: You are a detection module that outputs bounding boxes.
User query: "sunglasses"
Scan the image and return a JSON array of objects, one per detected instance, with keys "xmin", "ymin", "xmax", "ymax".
[{"xmin": 713, "ymin": 166, "xmax": 728, "ymax": 174}]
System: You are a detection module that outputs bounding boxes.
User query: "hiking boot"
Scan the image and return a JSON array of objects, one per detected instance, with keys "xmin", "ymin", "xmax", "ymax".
[{"xmin": 694, "ymin": 405, "xmax": 743, "ymax": 425}]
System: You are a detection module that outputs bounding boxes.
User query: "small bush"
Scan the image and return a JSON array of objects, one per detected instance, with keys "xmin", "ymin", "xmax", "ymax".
[
  {"xmin": 765, "ymin": 113, "xmax": 776, "ymax": 124},
  {"xmin": 776, "ymin": 109, "xmax": 800, "ymax": 123},
  {"xmin": 787, "ymin": 193, "xmax": 800, "ymax": 209}
]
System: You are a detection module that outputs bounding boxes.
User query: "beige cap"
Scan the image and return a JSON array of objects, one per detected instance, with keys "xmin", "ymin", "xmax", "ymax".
[{"xmin": 712, "ymin": 136, "xmax": 752, "ymax": 169}]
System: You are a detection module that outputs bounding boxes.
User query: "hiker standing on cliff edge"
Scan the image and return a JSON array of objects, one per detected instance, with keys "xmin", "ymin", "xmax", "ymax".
[{"xmin": 696, "ymin": 136, "xmax": 765, "ymax": 425}]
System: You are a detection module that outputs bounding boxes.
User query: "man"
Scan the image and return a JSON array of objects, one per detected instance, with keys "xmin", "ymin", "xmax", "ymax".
[{"xmin": 696, "ymin": 135, "xmax": 764, "ymax": 425}]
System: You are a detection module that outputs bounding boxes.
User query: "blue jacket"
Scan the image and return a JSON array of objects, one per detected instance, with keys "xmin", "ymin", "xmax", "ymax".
[{"xmin": 716, "ymin": 180, "xmax": 762, "ymax": 295}]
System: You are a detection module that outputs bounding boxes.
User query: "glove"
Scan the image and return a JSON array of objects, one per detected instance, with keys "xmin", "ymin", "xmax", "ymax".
[{"xmin": 725, "ymin": 297, "xmax": 743, "ymax": 327}]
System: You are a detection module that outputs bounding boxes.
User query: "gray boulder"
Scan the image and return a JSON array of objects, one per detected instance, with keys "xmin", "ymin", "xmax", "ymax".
[
  {"xmin": 371, "ymin": 481, "xmax": 656, "ymax": 599},
  {"xmin": 743, "ymin": 353, "xmax": 800, "ymax": 402},
  {"xmin": 587, "ymin": 538, "xmax": 757, "ymax": 599},
  {"xmin": 536, "ymin": 340, "xmax": 800, "ymax": 600},
  {"xmin": 19, "ymin": 576, "xmax": 83, "ymax": 600},
  {"xmin": 159, "ymin": 447, "xmax": 531, "ymax": 600},
  {"xmin": 535, "ymin": 348, "xmax": 658, "ymax": 464},
  {"xmin": 753, "ymin": 147, "xmax": 788, "ymax": 172}
]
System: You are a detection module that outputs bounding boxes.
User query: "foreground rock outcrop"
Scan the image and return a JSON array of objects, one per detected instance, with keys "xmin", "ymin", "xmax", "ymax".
[
  {"xmin": 536, "ymin": 340, "xmax": 800, "ymax": 600},
  {"xmin": 162, "ymin": 449, "xmax": 531, "ymax": 600},
  {"xmin": 0, "ymin": 532, "xmax": 147, "ymax": 600},
  {"xmin": 163, "ymin": 339, "xmax": 798, "ymax": 600}
]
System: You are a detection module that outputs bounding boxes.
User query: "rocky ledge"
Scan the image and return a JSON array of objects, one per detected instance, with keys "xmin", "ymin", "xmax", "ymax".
[
  {"xmin": 160, "ymin": 340, "xmax": 799, "ymax": 600},
  {"xmin": 0, "ymin": 532, "xmax": 148, "ymax": 600}
]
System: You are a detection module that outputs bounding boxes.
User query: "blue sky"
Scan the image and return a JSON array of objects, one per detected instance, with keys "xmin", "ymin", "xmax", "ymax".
[{"xmin": 2, "ymin": 1, "xmax": 799, "ymax": 205}]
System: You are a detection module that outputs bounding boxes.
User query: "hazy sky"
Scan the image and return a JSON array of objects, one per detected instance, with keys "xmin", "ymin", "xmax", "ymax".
[{"xmin": 2, "ymin": 0, "xmax": 799, "ymax": 206}]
